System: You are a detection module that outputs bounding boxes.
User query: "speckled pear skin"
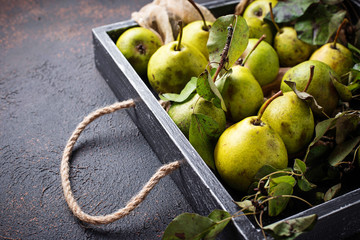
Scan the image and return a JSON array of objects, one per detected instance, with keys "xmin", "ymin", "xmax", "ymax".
[
  {"xmin": 147, "ymin": 41, "xmax": 208, "ymax": 94},
  {"xmin": 280, "ymin": 60, "xmax": 339, "ymax": 116},
  {"xmin": 274, "ymin": 27, "xmax": 313, "ymax": 67},
  {"xmin": 261, "ymin": 91, "xmax": 315, "ymax": 154},
  {"xmin": 310, "ymin": 42, "xmax": 353, "ymax": 77},
  {"xmin": 241, "ymin": 38, "xmax": 279, "ymax": 86},
  {"xmin": 181, "ymin": 20, "xmax": 213, "ymax": 59},
  {"xmin": 214, "ymin": 116, "xmax": 288, "ymax": 192},
  {"xmin": 222, "ymin": 65, "xmax": 264, "ymax": 122},
  {"xmin": 116, "ymin": 27, "xmax": 162, "ymax": 77},
  {"xmin": 245, "ymin": 17, "xmax": 273, "ymax": 45},
  {"xmin": 168, "ymin": 94, "xmax": 226, "ymax": 138}
]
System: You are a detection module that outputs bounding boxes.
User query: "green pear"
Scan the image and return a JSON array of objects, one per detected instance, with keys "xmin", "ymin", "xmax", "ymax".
[
  {"xmin": 274, "ymin": 27, "xmax": 313, "ymax": 67},
  {"xmin": 280, "ymin": 60, "xmax": 339, "ymax": 115},
  {"xmin": 241, "ymin": 38, "xmax": 279, "ymax": 86},
  {"xmin": 221, "ymin": 65, "xmax": 264, "ymax": 122},
  {"xmin": 214, "ymin": 116, "xmax": 288, "ymax": 192},
  {"xmin": 245, "ymin": 17, "xmax": 273, "ymax": 45},
  {"xmin": 116, "ymin": 27, "xmax": 162, "ymax": 77},
  {"xmin": 243, "ymin": 0, "xmax": 278, "ymax": 20},
  {"xmin": 168, "ymin": 94, "xmax": 226, "ymax": 138},
  {"xmin": 147, "ymin": 41, "xmax": 208, "ymax": 94},
  {"xmin": 181, "ymin": 20, "xmax": 213, "ymax": 59},
  {"xmin": 310, "ymin": 42, "xmax": 353, "ymax": 77},
  {"xmin": 261, "ymin": 91, "xmax": 315, "ymax": 154}
]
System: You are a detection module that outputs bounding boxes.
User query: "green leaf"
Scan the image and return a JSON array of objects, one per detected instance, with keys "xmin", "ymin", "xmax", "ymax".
[
  {"xmin": 207, "ymin": 14, "xmax": 249, "ymax": 68},
  {"xmin": 196, "ymin": 70, "xmax": 227, "ymax": 111},
  {"xmin": 298, "ymin": 177, "xmax": 317, "ymax": 192},
  {"xmin": 335, "ymin": 111, "xmax": 360, "ymax": 144},
  {"xmin": 284, "ymin": 80, "xmax": 325, "ymax": 116},
  {"xmin": 293, "ymin": 159, "xmax": 306, "ymax": 174},
  {"xmin": 265, "ymin": 0, "xmax": 319, "ymax": 23},
  {"xmin": 263, "ymin": 214, "xmax": 318, "ymax": 240},
  {"xmin": 330, "ymin": 72, "xmax": 352, "ymax": 102},
  {"xmin": 254, "ymin": 165, "xmax": 282, "ymax": 180},
  {"xmin": 214, "ymin": 69, "xmax": 232, "ymax": 93},
  {"xmin": 305, "ymin": 142, "xmax": 332, "ymax": 165},
  {"xmin": 160, "ymin": 77, "xmax": 197, "ymax": 102},
  {"xmin": 205, "ymin": 210, "xmax": 231, "ymax": 240},
  {"xmin": 162, "ymin": 213, "xmax": 216, "ymax": 240},
  {"xmin": 189, "ymin": 114, "xmax": 218, "ymax": 170},
  {"xmin": 324, "ymin": 183, "xmax": 341, "ymax": 201},
  {"xmin": 268, "ymin": 182, "xmax": 294, "ymax": 217},
  {"xmin": 304, "ymin": 117, "xmax": 337, "ymax": 161},
  {"xmin": 328, "ymin": 135, "xmax": 360, "ymax": 166},
  {"xmin": 270, "ymin": 176, "xmax": 296, "ymax": 188},
  {"xmin": 295, "ymin": 4, "xmax": 346, "ymax": 45}
]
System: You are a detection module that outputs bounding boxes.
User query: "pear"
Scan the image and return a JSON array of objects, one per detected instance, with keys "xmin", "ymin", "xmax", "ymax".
[
  {"xmin": 274, "ymin": 27, "xmax": 314, "ymax": 67},
  {"xmin": 245, "ymin": 17, "xmax": 273, "ymax": 45},
  {"xmin": 240, "ymin": 38, "xmax": 279, "ymax": 86},
  {"xmin": 168, "ymin": 94, "xmax": 226, "ymax": 138},
  {"xmin": 260, "ymin": 91, "xmax": 315, "ymax": 154},
  {"xmin": 310, "ymin": 43, "xmax": 353, "ymax": 77},
  {"xmin": 243, "ymin": 0, "xmax": 278, "ymax": 20},
  {"xmin": 181, "ymin": 20, "xmax": 213, "ymax": 59},
  {"xmin": 116, "ymin": 27, "xmax": 162, "ymax": 77},
  {"xmin": 214, "ymin": 116, "xmax": 288, "ymax": 192},
  {"xmin": 147, "ymin": 41, "xmax": 208, "ymax": 94},
  {"xmin": 221, "ymin": 65, "xmax": 264, "ymax": 122},
  {"xmin": 310, "ymin": 19, "xmax": 354, "ymax": 77},
  {"xmin": 280, "ymin": 60, "xmax": 339, "ymax": 116}
]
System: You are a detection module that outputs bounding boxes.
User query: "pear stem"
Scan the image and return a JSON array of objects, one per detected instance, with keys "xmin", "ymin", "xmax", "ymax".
[
  {"xmin": 176, "ymin": 21, "xmax": 184, "ymax": 51},
  {"xmin": 255, "ymin": 90, "xmax": 283, "ymax": 124},
  {"xmin": 332, "ymin": 18, "xmax": 348, "ymax": 49},
  {"xmin": 269, "ymin": 2, "xmax": 281, "ymax": 34},
  {"xmin": 241, "ymin": 34, "xmax": 266, "ymax": 66},
  {"xmin": 303, "ymin": 65, "xmax": 315, "ymax": 92},
  {"xmin": 212, "ymin": 24, "xmax": 233, "ymax": 82},
  {"xmin": 187, "ymin": 0, "xmax": 209, "ymax": 31}
]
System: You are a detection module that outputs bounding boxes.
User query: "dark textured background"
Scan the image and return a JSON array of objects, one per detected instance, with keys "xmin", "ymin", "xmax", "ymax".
[{"xmin": 0, "ymin": 0, "xmax": 210, "ymax": 239}]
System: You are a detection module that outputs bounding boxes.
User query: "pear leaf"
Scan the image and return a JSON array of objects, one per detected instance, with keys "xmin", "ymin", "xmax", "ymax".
[
  {"xmin": 264, "ymin": 0, "xmax": 320, "ymax": 23},
  {"xmin": 207, "ymin": 14, "xmax": 249, "ymax": 68},
  {"xmin": 189, "ymin": 113, "xmax": 221, "ymax": 170},
  {"xmin": 205, "ymin": 210, "xmax": 231, "ymax": 240},
  {"xmin": 162, "ymin": 212, "xmax": 216, "ymax": 240},
  {"xmin": 196, "ymin": 70, "xmax": 227, "ymax": 111},
  {"xmin": 270, "ymin": 176, "xmax": 297, "ymax": 188},
  {"xmin": 328, "ymin": 135, "xmax": 360, "ymax": 166},
  {"xmin": 330, "ymin": 72, "xmax": 352, "ymax": 102},
  {"xmin": 160, "ymin": 77, "xmax": 197, "ymax": 102},
  {"xmin": 268, "ymin": 182, "xmax": 294, "ymax": 217},
  {"xmin": 304, "ymin": 117, "xmax": 337, "ymax": 161},
  {"xmin": 284, "ymin": 80, "xmax": 325, "ymax": 116},
  {"xmin": 254, "ymin": 165, "xmax": 282, "ymax": 180},
  {"xmin": 305, "ymin": 142, "xmax": 332, "ymax": 166},
  {"xmin": 322, "ymin": 0, "xmax": 344, "ymax": 4},
  {"xmin": 214, "ymin": 68, "xmax": 232, "ymax": 94},
  {"xmin": 295, "ymin": 4, "xmax": 346, "ymax": 45},
  {"xmin": 298, "ymin": 177, "xmax": 317, "ymax": 192},
  {"xmin": 335, "ymin": 111, "xmax": 360, "ymax": 144},
  {"xmin": 324, "ymin": 183, "xmax": 341, "ymax": 201},
  {"xmin": 293, "ymin": 159, "xmax": 306, "ymax": 175},
  {"xmin": 263, "ymin": 214, "xmax": 318, "ymax": 239}
]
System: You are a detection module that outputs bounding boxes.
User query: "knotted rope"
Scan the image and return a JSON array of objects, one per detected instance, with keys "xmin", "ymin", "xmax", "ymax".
[{"xmin": 60, "ymin": 99, "xmax": 181, "ymax": 224}]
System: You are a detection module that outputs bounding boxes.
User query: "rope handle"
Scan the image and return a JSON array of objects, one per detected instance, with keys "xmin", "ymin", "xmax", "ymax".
[{"xmin": 60, "ymin": 99, "xmax": 181, "ymax": 225}]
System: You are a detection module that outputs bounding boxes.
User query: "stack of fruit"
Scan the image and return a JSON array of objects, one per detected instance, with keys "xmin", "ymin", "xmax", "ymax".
[{"xmin": 116, "ymin": 0, "xmax": 360, "ymax": 237}]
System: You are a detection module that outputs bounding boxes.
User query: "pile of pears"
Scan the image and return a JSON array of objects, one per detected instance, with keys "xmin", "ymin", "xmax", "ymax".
[{"xmin": 115, "ymin": 0, "xmax": 359, "ymax": 198}]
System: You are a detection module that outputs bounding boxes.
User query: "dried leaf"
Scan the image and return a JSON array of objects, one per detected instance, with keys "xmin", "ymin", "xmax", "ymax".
[
  {"xmin": 263, "ymin": 214, "xmax": 318, "ymax": 240},
  {"xmin": 324, "ymin": 183, "xmax": 341, "ymax": 201}
]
